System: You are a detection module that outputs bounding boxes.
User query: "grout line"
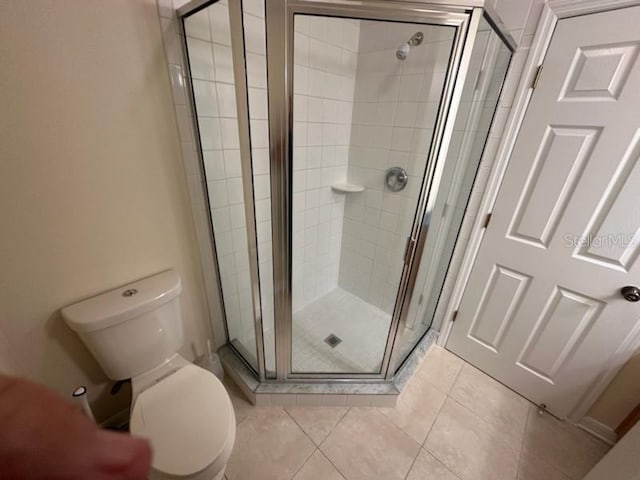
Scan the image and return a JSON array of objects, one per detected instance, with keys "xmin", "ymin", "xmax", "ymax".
[
  {"xmin": 422, "ymin": 391, "xmax": 448, "ymax": 448},
  {"xmin": 287, "ymin": 446, "xmax": 318, "ymax": 480},
  {"xmin": 405, "ymin": 447, "xmax": 464, "ymax": 480},
  {"xmin": 310, "ymin": 406, "xmax": 352, "ymax": 479},
  {"xmin": 402, "ymin": 444, "xmax": 423, "ymax": 480},
  {"xmin": 422, "ymin": 441, "xmax": 459, "ymax": 480},
  {"xmin": 425, "ymin": 395, "xmax": 521, "ymax": 480},
  {"xmin": 318, "ymin": 406, "xmax": 352, "ymax": 449},
  {"xmin": 446, "ymin": 395, "xmax": 518, "ymax": 450},
  {"xmin": 282, "ymin": 407, "xmax": 318, "ymax": 446},
  {"xmin": 318, "ymin": 448, "xmax": 348, "ymax": 480},
  {"xmin": 431, "ymin": 450, "xmax": 465, "ymax": 480},
  {"xmin": 455, "ymin": 359, "xmax": 536, "ymax": 407},
  {"xmin": 447, "ymin": 356, "xmax": 466, "ymax": 394},
  {"xmin": 234, "ymin": 414, "xmax": 251, "ymax": 429},
  {"xmin": 283, "ymin": 405, "xmax": 352, "ymax": 448}
]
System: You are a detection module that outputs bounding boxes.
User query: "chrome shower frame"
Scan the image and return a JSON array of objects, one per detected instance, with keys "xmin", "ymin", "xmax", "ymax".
[
  {"xmin": 177, "ymin": 0, "xmax": 516, "ymax": 386},
  {"xmin": 276, "ymin": 1, "xmax": 476, "ymax": 382}
]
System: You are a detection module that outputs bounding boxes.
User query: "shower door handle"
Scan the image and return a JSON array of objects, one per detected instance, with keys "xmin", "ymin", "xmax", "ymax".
[{"xmin": 404, "ymin": 237, "xmax": 417, "ymax": 265}]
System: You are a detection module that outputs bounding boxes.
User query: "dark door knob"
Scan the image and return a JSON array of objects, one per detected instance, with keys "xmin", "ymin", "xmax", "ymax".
[{"xmin": 621, "ymin": 286, "xmax": 640, "ymax": 302}]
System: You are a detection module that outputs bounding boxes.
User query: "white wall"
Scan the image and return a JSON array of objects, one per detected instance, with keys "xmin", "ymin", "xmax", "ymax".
[
  {"xmin": 291, "ymin": 16, "xmax": 360, "ymax": 312},
  {"xmin": 338, "ymin": 22, "xmax": 454, "ymax": 314},
  {"xmin": 0, "ymin": 0, "xmax": 211, "ymax": 421}
]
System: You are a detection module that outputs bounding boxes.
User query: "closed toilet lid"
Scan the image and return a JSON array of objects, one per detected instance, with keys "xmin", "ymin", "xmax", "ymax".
[{"xmin": 129, "ymin": 365, "xmax": 233, "ymax": 476}]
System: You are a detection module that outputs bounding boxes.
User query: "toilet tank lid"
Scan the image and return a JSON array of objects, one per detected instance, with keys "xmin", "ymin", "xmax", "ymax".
[{"xmin": 61, "ymin": 270, "xmax": 182, "ymax": 333}]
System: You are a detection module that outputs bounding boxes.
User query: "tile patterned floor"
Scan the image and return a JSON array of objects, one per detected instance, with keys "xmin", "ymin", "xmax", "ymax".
[{"xmin": 223, "ymin": 346, "xmax": 610, "ymax": 480}]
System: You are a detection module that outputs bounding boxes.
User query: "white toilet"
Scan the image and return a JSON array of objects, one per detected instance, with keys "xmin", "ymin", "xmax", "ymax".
[{"xmin": 62, "ymin": 270, "xmax": 235, "ymax": 480}]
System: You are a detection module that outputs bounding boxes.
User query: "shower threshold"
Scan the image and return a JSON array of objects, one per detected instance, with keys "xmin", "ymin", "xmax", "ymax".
[{"xmin": 219, "ymin": 329, "xmax": 438, "ymax": 407}]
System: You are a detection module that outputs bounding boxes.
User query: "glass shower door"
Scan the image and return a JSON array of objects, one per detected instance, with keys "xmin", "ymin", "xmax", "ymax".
[
  {"xmin": 392, "ymin": 17, "xmax": 512, "ymax": 372},
  {"xmin": 289, "ymin": 14, "xmax": 457, "ymax": 374},
  {"xmin": 182, "ymin": 0, "xmax": 273, "ymax": 375}
]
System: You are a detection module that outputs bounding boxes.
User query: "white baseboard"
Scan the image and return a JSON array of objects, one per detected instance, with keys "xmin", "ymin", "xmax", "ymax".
[{"xmin": 577, "ymin": 416, "xmax": 618, "ymax": 445}]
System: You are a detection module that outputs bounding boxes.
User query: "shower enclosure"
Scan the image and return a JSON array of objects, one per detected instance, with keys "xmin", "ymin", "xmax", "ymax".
[{"xmin": 177, "ymin": 0, "xmax": 513, "ymax": 392}]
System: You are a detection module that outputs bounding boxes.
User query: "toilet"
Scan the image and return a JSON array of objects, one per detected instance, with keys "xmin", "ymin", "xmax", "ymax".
[{"xmin": 62, "ymin": 270, "xmax": 235, "ymax": 480}]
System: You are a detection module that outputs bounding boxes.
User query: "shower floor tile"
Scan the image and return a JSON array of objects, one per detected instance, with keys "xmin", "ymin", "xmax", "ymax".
[{"xmin": 263, "ymin": 288, "xmax": 392, "ymax": 374}]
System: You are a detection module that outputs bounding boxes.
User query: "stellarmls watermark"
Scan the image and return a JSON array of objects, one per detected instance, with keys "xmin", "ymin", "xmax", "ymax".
[{"xmin": 564, "ymin": 233, "xmax": 638, "ymax": 248}]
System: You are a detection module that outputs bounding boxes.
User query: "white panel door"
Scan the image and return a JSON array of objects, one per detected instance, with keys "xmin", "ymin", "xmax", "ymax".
[{"xmin": 447, "ymin": 6, "xmax": 640, "ymax": 418}]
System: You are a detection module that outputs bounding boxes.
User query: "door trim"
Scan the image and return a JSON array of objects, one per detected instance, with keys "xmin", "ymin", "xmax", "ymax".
[{"xmin": 438, "ymin": 0, "xmax": 640, "ymax": 423}]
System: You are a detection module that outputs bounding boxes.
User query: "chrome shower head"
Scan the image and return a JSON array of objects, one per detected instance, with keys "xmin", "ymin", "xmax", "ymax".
[
  {"xmin": 395, "ymin": 31, "xmax": 423, "ymax": 61},
  {"xmin": 396, "ymin": 43, "xmax": 410, "ymax": 60}
]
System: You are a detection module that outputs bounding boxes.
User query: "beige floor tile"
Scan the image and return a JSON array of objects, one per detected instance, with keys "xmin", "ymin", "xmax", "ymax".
[
  {"xmin": 320, "ymin": 407, "xmax": 421, "ymax": 480},
  {"xmin": 224, "ymin": 379, "xmax": 254, "ymax": 425},
  {"xmin": 415, "ymin": 345, "xmax": 464, "ymax": 393},
  {"xmin": 517, "ymin": 451, "xmax": 571, "ymax": 480},
  {"xmin": 425, "ymin": 398, "xmax": 519, "ymax": 480},
  {"xmin": 379, "ymin": 373, "xmax": 446, "ymax": 444},
  {"xmin": 449, "ymin": 364, "xmax": 530, "ymax": 448},
  {"xmin": 226, "ymin": 408, "xmax": 315, "ymax": 480},
  {"xmin": 293, "ymin": 450, "xmax": 345, "ymax": 480},
  {"xmin": 285, "ymin": 406, "xmax": 349, "ymax": 445},
  {"xmin": 406, "ymin": 448, "xmax": 461, "ymax": 480},
  {"xmin": 250, "ymin": 406, "xmax": 291, "ymax": 418},
  {"xmin": 522, "ymin": 405, "xmax": 609, "ymax": 480}
]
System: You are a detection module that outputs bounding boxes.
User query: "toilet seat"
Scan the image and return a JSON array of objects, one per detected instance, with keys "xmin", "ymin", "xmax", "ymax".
[{"xmin": 130, "ymin": 365, "xmax": 235, "ymax": 478}]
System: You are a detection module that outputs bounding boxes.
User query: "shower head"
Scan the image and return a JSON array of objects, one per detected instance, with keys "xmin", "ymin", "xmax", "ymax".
[
  {"xmin": 396, "ymin": 31, "xmax": 424, "ymax": 61},
  {"xmin": 396, "ymin": 43, "xmax": 410, "ymax": 61}
]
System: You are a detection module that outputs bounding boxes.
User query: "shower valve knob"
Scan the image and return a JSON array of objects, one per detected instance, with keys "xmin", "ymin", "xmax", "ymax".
[{"xmin": 385, "ymin": 167, "xmax": 408, "ymax": 192}]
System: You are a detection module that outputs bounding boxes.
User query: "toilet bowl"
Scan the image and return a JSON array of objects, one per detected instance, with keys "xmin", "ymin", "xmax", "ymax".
[
  {"xmin": 130, "ymin": 362, "xmax": 235, "ymax": 480},
  {"xmin": 62, "ymin": 270, "xmax": 235, "ymax": 480}
]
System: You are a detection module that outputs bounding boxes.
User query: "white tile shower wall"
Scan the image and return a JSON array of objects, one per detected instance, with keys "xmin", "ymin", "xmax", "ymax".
[
  {"xmin": 338, "ymin": 23, "xmax": 454, "ymax": 314},
  {"xmin": 291, "ymin": 16, "xmax": 360, "ymax": 312}
]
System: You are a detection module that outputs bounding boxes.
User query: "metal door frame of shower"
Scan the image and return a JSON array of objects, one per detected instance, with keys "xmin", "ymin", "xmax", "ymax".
[
  {"xmin": 176, "ymin": 0, "xmax": 517, "ymax": 384},
  {"xmin": 270, "ymin": 0, "xmax": 485, "ymax": 381}
]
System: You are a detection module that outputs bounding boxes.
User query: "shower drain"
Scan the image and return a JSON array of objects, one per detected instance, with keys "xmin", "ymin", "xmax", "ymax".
[{"xmin": 324, "ymin": 334, "xmax": 342, "ymax": 348}]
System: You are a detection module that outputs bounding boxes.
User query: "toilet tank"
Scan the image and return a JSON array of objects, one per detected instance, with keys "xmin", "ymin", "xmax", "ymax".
[{"xmin": 61, "ymin": 270, "xmax": 184, "ymax": 380}]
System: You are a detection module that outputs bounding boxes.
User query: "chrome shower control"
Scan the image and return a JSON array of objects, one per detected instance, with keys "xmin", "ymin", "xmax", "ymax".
[{"xmin": 385, "ymin": 167, "xmax": 408, "ymax": 192}]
